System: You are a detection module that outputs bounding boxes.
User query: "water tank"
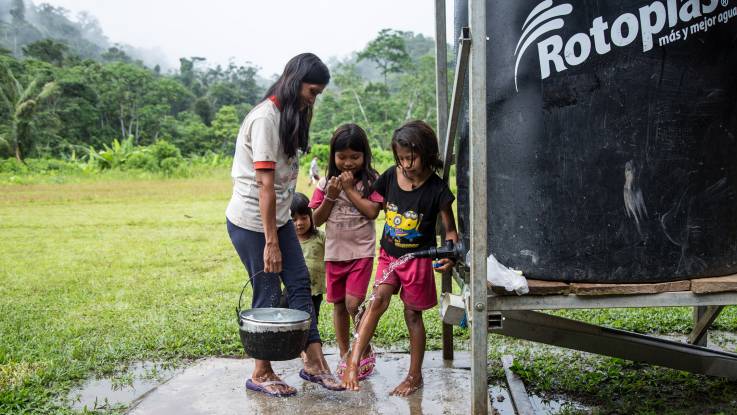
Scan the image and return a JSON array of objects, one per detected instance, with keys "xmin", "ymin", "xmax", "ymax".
[{"xmin": 455, "ymin": 0, "xmax": 737, "ymax": 282}]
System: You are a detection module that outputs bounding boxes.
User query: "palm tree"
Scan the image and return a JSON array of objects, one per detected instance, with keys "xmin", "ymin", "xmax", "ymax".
[{"xmin": 0, "ymin": 64, "xmax": 57, "ymax": 161}]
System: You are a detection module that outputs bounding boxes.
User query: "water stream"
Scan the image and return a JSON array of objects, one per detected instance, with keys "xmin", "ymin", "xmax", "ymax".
[{"xmin": 344, "ymin": 253, "xmax": 416, "ymax": 363}]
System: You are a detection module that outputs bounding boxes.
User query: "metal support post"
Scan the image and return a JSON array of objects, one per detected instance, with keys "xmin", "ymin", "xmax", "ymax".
[
  {"xmin": 441, "ymin": 27, "xmax": 471, "ymax": 183},
  {"xmin": 435, "ymin": 0, "xmax": 449, "ymax": 142},
  {"xmin": 434, "ymin": 0, "xmax": 454, "ymax": 361},
  {"xmin": 469, "ymin": 0, "xmax": 489, "ymax": 413}
]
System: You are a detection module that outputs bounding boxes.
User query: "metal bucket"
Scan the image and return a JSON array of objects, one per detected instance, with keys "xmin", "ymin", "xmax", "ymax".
[{"xmin": 236, "ymin": 276, "xmax": 311, "ymax": 361}]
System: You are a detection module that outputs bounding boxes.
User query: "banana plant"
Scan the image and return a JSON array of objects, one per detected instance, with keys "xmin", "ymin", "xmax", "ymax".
[{"xmin": 0, "ymin": 64, "xmax": 58, "ymax": 162}]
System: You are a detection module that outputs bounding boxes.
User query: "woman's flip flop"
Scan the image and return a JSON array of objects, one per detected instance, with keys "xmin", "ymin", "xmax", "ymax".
[
  {"xmin": 245, "ymin": 378, "xmax": 297, "ymax": 397},
  {"xmin": 299, "ymin": 369, "xmax": 346, "ymax": 391}
]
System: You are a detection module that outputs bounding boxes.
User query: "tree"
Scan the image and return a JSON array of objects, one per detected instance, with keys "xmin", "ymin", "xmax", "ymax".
[
  {"xmin": 101, "ymin": 46, "xmax": 131, "ymax": 63},
  {"xmin": 22, "ymin": 39, "xmax": 69, "ymax": 66},
  {"xmin": 212, "ymin": 105, "xmax": 241, "ymax": 154},
  {"xmin": 193, "ymin": 96, "xmax": 213, "ymax": 126},
  {"xmin": 357, "ymin": 29, "xmax": 412, "ymax": 86},
  {"xmin": 10, "ymin": 0, "xmax": 25, "ymax": 22},
  {"xmin": 0, "ymin": 63, "xmax": 58, "ymax": 161}
]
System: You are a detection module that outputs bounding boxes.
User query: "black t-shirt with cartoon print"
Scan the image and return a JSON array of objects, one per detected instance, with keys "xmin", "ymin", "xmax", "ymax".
[{"xmin": 371, "ymin": 166, "xmax": 455, "ymax": 258}]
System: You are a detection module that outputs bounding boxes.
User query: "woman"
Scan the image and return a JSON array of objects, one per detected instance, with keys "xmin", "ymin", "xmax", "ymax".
[{"xmin": 226, "ymin": 53, "xmax": 342, "ymax": 397}]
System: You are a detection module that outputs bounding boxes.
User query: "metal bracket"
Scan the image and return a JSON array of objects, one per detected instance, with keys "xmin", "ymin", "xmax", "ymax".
[{"xmin": 488, "ymin": 311, "xmax": 503, "ymax": 329}]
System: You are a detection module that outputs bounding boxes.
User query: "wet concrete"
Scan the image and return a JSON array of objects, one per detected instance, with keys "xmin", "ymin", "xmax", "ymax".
[
  {"xmin": 128, "ymin": 351, "xmax": 475, "ymax": 415},
  {"xmin": 66, "ymin": 361, "xmax": 182, "ymax": 411}
]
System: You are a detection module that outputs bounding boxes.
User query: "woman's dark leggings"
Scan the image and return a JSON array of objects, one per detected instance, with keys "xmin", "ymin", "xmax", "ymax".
[{"xmin": 227, "ymin": 219, "xmax": 321, "ymax": 345}]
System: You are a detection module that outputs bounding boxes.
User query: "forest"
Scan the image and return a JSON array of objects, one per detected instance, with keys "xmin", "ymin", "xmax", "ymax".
[{"xmin": 0, "ymin": 0, "xmax": 445, "ymax": 174}]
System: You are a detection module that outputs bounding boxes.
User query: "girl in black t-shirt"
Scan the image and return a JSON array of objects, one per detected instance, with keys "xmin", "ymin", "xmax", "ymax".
[{"xmin": 340, "ymin": 120, "xmax": 459, "ymax": 396}]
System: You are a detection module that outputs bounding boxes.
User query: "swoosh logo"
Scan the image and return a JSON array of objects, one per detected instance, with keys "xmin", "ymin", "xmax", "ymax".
[{"xmin": 514, "ymin": 1, "xmax": 573, "ymax": 91}]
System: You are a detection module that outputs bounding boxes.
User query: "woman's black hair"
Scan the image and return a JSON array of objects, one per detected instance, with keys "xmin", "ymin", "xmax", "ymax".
[
  {"xmin": 263, "ymin": 53, "xmax": 330, "ymax": 158},
  {"xmin": 326, "ymin": 123, "xmax": 378, "ymax": 197},
  {"xmin": 290, "ymin": 192, "xmax": 317, "ymax": 236},
  {"xmin": 391, "ymin": 120, "xmax": 443, "ymax": 173}
]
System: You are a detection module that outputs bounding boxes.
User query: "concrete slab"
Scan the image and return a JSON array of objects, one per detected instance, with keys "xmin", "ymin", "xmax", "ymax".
[{"xmin": 128, "ymin": 351, "xmax": 473, "ymax": 415}]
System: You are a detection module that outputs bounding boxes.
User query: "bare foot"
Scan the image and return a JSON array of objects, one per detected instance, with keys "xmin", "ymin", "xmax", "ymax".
[
  {"xmin": 390, "ymin": 374, "xmax": 423, "ymax": 396},
  {"xmin": 251, "ymin": 372, "xmax": 296, "ymax": 395},
  {"xmin": 341, "ymin": 360, "xmax": 361, "ymax": 391},
  {"xmin": 361, "ymin": 344, "xmax": 373, "ymax": 360}
]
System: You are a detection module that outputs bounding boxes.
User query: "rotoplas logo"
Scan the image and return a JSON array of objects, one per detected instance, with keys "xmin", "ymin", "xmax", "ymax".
[{"xmin": 514, "ymin": 0, "xmax": 736, "ymax": 91}]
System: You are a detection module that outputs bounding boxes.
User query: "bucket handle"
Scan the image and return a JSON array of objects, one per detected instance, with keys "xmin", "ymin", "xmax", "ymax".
[{"xmin": 236, "ymin": 270, "xmax": 266, "ymax": 323}]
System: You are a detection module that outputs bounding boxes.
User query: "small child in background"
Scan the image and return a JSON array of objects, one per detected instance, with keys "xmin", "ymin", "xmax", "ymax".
[
  {"xmin": 310, "ymin": 123, "xmax": 381, "ymax": 380},
  {"xmin": 309, "ymin": 156, "xmax": 320, "ymax": 186},
  {"xmin": 280, "ymin": 193, "xmax": 326, "ymax": 324},
  {"xmin": 341, "ymin": 120, "xmax": 458, "ymax": 396}
]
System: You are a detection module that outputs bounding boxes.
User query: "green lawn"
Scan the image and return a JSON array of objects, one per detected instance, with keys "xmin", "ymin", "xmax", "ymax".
[
  {"xmin": 0, "ymin": 170, "xmax": 465, "ymax": 413},
  {"xmin": 2, "ymin": 171, "xmax": 737, "ymax": 414}
]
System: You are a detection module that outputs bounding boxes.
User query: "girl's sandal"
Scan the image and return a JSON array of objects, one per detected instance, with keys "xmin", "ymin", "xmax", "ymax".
[
  {"xmin": 336, "ymin": 350, "xmax": 376, "ymax": 380},
  {"xmin": 357, "ymin": 350, "xmax": 376, "ymax": 380}
]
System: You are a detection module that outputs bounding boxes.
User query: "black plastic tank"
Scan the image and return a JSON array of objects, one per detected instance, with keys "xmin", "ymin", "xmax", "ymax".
[{"xmin": 455, "ymin": 0, "xmax": 737, "ymax": 282}]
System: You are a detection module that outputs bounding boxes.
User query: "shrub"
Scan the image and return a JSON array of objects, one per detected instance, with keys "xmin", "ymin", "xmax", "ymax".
[
  {"xmin": 0, "ymin": 158, "xmax": 29, "ymax": 174},
  {"xmin": 149, "ymin": 140, "xmax": 181, "ymax": 165},
  {"xmin": 159, "ymin": 157, "xmax": 182, "ymax": 175},
  {"xmin": 125, "ymin": 152, "xmax": 158, "ymax": 171}
]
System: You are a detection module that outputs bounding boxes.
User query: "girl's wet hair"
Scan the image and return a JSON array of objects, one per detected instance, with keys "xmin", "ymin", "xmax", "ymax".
[
  {"xmin": 263, "ymin": 53, "xmax": 330, "ymax": 158},
  {"xmin": 391, "ymin": 120, "xmax": 443, "ymax": 173},
  {"xmin": 290, "ymin": 192, "xmax": 317, "ymax": 236},
  {"xmin": 326, "ymin": 123, "xmax": 378, "ymax": 197}
]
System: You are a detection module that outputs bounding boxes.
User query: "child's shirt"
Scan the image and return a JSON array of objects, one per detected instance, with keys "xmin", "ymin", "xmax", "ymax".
[
  {"xmin": 301, "ymin": 230, "xmax": 327, "ymax": 296},
  {"xmin": 309, "ymin": 177, "xmax": 378, "ymax": 262},
  {"xmin": 371, "ymin": 166, "xmax": 455, "ymax": 258}
]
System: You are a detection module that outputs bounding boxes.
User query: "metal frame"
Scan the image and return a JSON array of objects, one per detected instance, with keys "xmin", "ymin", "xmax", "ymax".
[
  {"xmin": 434, "ymin": 0, "xmax": 454, "ymax": 361},
  {"xmin": 468, "ymin": 0, "xmax": 489, "ymax": 413},
  {"xmin": 433, "ymin": 1, "xmax": 737, "ymax": 413},
  {"xmin": 488, "ymin": 291, "xmax": 737, "ymax": 311},
  {"xmin": 492, "ymin": 310, "xmax": 737, "ymax": 379}
]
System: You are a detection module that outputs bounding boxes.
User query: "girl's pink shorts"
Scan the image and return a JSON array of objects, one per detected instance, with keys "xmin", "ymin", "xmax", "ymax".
[
  {"xmin": 325, "ymin": 257, "xmax": 374, "ymax": 303},
  {"xmin": 375, "ymin": 248, "xmax": 437, "ymax": 311}
]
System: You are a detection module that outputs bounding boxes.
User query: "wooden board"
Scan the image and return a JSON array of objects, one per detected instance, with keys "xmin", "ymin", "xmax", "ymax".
[
  {"xmin": 490, "ymin": 279, "xmax": 570, "ymax": 296},
  {"xmin": 691, "ymin": 274, "xmax": 737, "ymax": 294},
  {"xmin": 571, "ymin": 280, "xmax": 691, "ymax": 296}
]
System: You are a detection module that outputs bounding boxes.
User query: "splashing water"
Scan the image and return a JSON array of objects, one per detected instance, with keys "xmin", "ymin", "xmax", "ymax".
[{"xmin": 340, "ymin": 253, "xmax": 416, "ymax": 365}]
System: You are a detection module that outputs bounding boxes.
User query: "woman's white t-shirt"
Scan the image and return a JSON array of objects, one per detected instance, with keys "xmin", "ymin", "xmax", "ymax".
[{"xmin": 226, "ymin": 99, "xmax": 299, "ymax": 232}]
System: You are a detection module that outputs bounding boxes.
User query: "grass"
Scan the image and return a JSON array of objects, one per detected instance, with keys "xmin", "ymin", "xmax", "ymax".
[
  {"xmin": 1, "ymin": 169, "xmax": 737, "ymax": 414},
  {"xmin": 0, "ymin": 168, "xmax": 465, "ymax": 413}
]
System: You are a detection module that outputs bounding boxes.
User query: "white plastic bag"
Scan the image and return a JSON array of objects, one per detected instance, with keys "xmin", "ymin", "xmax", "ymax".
[{"xmin": 486, "ymin": 253, "xmax": 529, "ymax": 295}]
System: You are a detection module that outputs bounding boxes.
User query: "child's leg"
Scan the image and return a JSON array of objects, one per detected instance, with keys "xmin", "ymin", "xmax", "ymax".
[
  {"xmin": 345, "ymin": 294, "xmax": 373, "ymax": 360},
  {"xmin": 326, "ymin": 261, "xmax": 350, "ymax": 357},
  {"xmin": 344, "ymin": 257, "xmax": 374, "ymax": 359},
  {"xmin": 333, "ymin": 302, "xmax": 350, "ymax": 357},
  {"xmin": 342, "ymin": 283, "xmax": 395, "ymax": 391},
  {"xmin": 391, "ymin": 308, "xmax": 425, "ymax": 396}
]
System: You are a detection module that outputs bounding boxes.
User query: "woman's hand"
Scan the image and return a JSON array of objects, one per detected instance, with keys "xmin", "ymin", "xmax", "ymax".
[
  {"xmin": 263, "ymin": 241, "xmax": 282, "ymax": 273},
  {"xmin": 326, "ymin": 176, "xmax": 342, "ymax": 199}
]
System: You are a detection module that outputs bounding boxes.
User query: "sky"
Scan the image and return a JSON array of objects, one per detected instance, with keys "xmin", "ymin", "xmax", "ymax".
[{"xmin": 42, "ymin": 0, "xmax": 455, "ymax": 77}]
